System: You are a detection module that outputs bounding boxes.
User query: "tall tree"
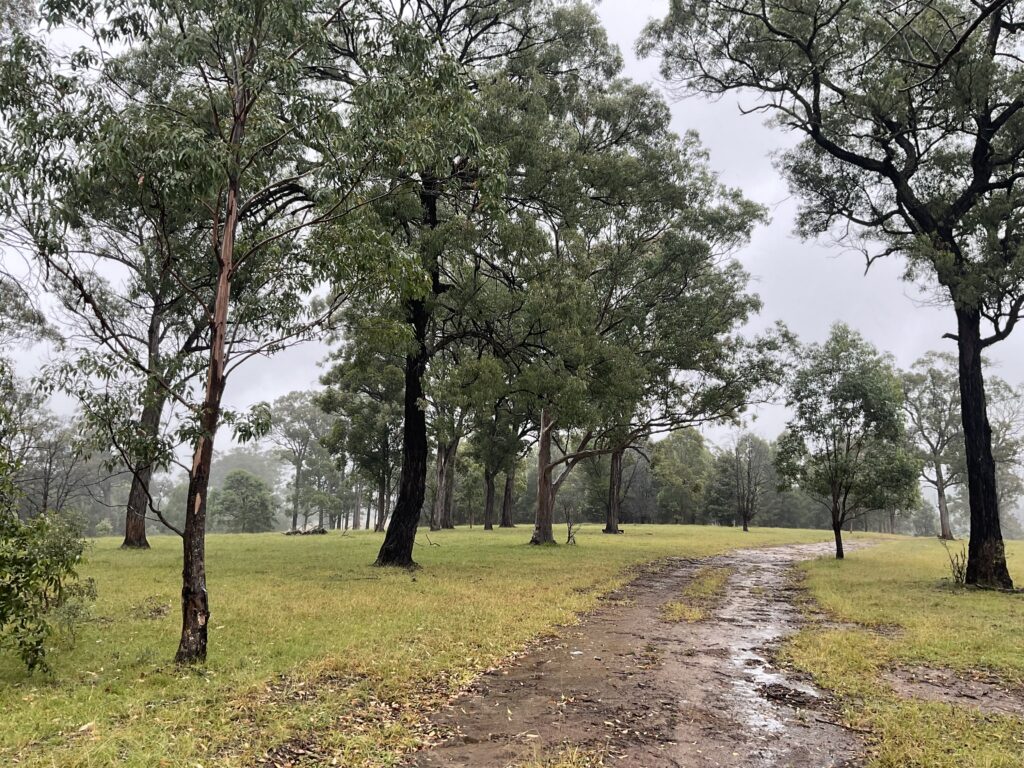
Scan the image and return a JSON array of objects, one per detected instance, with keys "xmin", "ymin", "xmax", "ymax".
[
  {"xmin": 704, "ymin": 433, "xmax": 773, "ymax": 532},
  {"xmin": 15, "ymin": 0, "xmax": 418, "ymax": 663},
  {"xmin": 643, "ymin": 0, "xmax": 1024, "ymax": 587},
  {"xmin": 269, "ymin": 391, "xmax": 334, "ymax": 532},
  {"xmin": 902, "ymin": 353, "xmax": 966, "ymax": 540},
  {"xmin": 320, "ymin": 327, "xmax": 405, "ymax": 534},
  {"xmin": 776, "ymin": 324, "xmax": 920, "ymax": 558},
  {"xmin": 651, "ymin": 429, "xmax": 712, "ymax": 524},
  {"xmin": 209, "ymin": 470, "xmax": 277, "ymax": 533}
]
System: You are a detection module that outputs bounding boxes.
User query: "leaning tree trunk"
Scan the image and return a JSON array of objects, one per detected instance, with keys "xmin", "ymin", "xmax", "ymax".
[
  {"xmin": 175, "ymin": 169, "xmax": 240, "ymax": 663},
  {"xmin": 500, "ymin": 467, "xmax": 516, "ymax": 527},
  {"xmin": 530, "ymin": 408, "xmax": 556, "ymax": 545},
  {"xmin": 375, "ymin": 297, "xmax": 430, "ymax": 566},
  {"xmin": 956, "ymin": 308, "xmax": 1013, "ymax": 588},
  {"xmin": 376, "ymin": 178, "xmax": 440, "ymax": 567},
  {"xmin": 483, "ymin": 468, "xmax": 496, "ymax": 530},
  {"xmin": 604, "ymin": 448, "xmax": 624, "ymax": 534},
  {"xmin": 934, "ymin": 461, "xmax": 954, "ymax": 540},
  {"xmin": 122, "ymin": 398, "xmax": 163, "ymax": 549}
]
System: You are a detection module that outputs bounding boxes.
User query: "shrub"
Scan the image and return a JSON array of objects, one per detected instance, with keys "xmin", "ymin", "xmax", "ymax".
[{"xmin": 0, "ymin": 512, "xmax": 96, "ymax": 671}]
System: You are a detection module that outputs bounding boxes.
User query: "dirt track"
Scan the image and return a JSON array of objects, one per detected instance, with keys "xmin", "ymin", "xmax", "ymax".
[{"xmin": 409, "ymin": 542, "xmax": 863, "ymax": 768}]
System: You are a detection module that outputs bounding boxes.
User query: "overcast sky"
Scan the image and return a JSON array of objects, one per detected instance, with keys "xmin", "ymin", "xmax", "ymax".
[
  {"xmin": 223, "ymin": 0, "xmax": 1000, "ymax": 445},
  {"xmin": 12, "ymin": 0, "xmax": 1024, "ymax": 448}
]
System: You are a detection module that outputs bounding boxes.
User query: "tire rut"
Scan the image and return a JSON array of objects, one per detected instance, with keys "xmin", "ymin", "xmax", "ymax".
[{"xmin": 408, "ymin": 542, "xmax": 864, "ymax": 768}]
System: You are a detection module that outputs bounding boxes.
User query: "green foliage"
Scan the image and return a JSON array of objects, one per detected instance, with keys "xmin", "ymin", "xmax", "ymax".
[
  {"xmin": 643, "ymin": 1, "xmax": 1024, "ymax": 319},
  {"xmin": 651, "ymin": 430, "xmax": 712, "ymax": 524},
  {"xmin": 0, "ymin": 526, "xmax": 838, "ymax": 767},
  {"xmin": 0, "ymin": 512, "xmax": 94, "ymax": 672},
  {"xmin": 777, "ymin": 324, "xmax": 920, "ymax": 526},
  {"xmin": 209, "ymin": 470, "xmax": 277, "ymax": 534}
]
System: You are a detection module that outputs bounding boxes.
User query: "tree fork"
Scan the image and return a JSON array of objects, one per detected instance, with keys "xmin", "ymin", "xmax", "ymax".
[{"xmin": 499, "ymin": 467, "xmax": 516, "ymax": 527}]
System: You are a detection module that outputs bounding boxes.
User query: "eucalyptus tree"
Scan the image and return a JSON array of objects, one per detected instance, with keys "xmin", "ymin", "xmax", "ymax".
[
  {"xmin": 651, "ymin": 429, "xmax": 712, "ymax": 524},
  {"xmin": 516, "ymin": 125, "xmax": 780, "ymax": 544},
  {"xmin": 10, "ymin": 0, "xmax": 437, "ymax": 664},
  {"xmin": 903, "ymin": 353, "xmax": 1024, "ymax": 539},
  {"xmin": 777, "ymin": 324, "xmax": 920, "ymax": 558},
  {"xmin": 902, "ymin": 353, "xmax": 966, "ymax": 540},
  {"xmin": 644, "ymin": 0, "xmax": 1024, "ymax": 587},
  {"xmin": 339, "ymin": 0, "xmax": 615, "ymax": 565},
  {"xmin": 320, "ymin": 321, "xmax": 405, "ymax": 533},
  {"xmin": 269, "ymin": 391, "xmax": 335, "ymax": 531},
  {"xmin": 704, "ymin": 433, "xmax": 773, "ymax": 532},
  {"xmin": 208, "ymin": 470, "xmax": 277, "ymax": 534}
]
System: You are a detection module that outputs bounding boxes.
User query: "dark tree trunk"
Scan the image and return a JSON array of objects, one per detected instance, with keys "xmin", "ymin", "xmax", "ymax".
[
  {"xmin": 604, "ymin": 448, "xmax": 624, "ymax": 534},
  {"xmin": 500, "ymin": 466, "xmax": 516, "ymax": 528},
  {"xmin": 351, "ymin": 482, "xmax": 361, "ymax": 531},
  {"xmin": 742, "ymin": 512, "xmax": 750, "ymax": 533},
  {"xmin": 376, "ymin": 177, "xmax": 441, "ymax": 567},
  {"xmin": 530, "ymin": 408, "xmax": 555, "ymax": 545},
  {"xmin": 123, "ymin": 466, "xmax": 153, "ymax": 549},
  {"xmin": 291, "ymin": 464, "xmax": 302, "ymax": 531},
  {"xmin": 122, "ymin": 400, "xmax": 162, "ymax": 549},
  {"xmin": 375, "ymin": 475, "xmax": 387, "ymax": 532},
  {"xmin": 483, "ymin": 468, "xmax": 496, "ymax": 530},
  {"xmin": 438, "ymin": 438, "xmax": 459, "ymax": 529},
  {"xmin": 375, "ymin": 297, "xmax": 430, "ymax": 566},
  {"xmin": 956, "ymin": 308, "xmax": 1013, "ymax": 588},
  {"xmin": 832, "ymin": 520, "xmax": 845, "ymax": 560}
]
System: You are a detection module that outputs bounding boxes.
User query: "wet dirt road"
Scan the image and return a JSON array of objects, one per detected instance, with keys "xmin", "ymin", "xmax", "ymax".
[{"xmin": 409, "ymin": 542, "xmax": 863, "ymax": 768}]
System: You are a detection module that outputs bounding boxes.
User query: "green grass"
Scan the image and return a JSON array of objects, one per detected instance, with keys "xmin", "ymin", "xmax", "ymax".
[
  {"xmin": 787, "ymin": 538, "xmax": 1024, "ymax": 768},
  {"xmin": 0, "ymin": 525, "xmax": 834, "ymax": 768},
  {"xmin": 661, "ymin": 565, "xmax": 734, "ymax": 622}
]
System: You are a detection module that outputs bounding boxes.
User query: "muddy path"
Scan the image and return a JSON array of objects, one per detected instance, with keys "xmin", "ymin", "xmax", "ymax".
[{"xmin": 409, "ymin": 542, "xmax": 864, "ymax": 768}]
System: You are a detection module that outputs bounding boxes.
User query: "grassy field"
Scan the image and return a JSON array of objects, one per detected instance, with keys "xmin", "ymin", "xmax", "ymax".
[
  {"xmin": 788, "ymin": 538, "xmax": 1024, "ymax": 768},
  {"xmin": 0, "ymin": 524, "xmax": 834, "ymax": 768}
]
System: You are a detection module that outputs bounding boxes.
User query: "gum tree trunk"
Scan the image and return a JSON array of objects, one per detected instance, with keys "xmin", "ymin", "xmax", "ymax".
[
  {"xmin": 832, "ymin": 519, "xmax": 845, "ymax": 560},
  {"xmin": 175, "ymin": 163, "xmax": 242, "ymax": 663},
  {"xmin": 375, "ymin": 297, "xmax": 429, "ymax": 566},
  {"xmin": 604, "ymin": 448, "xmax": 623, "ymax": 534},
  {"xmin": 122, "ymin": 398, "xmax": 163, "ymax": 549},
  {"xmin": 500, "ymin": 467, "xmax": 516, "ymax": 527},
  {"xmin": 375, "ymin": 475, "xmax": 387, "ymax": 532},
  {"xmin": 957, "ymin": 308, "xmax": 1013, "ymax": 588},
  {"xmin": 530, "ymin": 408, "xmax": 555, "ymax": 545},
  {"xmin": 376, "ymin": 177, "xmax": 441, "ymax": 567},
  {"xmin": 291, "ymin": 465, "xmax": 302, "ymax": 531},
  {"xmin": 934, "ymin": 462, "xmax": 954, "ymax": 540},
  {"xmin": 483, "ymin": 468, "xmax": 496, "ymax": 530}
]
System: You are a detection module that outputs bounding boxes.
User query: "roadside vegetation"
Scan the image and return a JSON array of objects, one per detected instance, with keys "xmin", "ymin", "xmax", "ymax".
[
  {"xmin": 789, "ymin": 539, "xmax": 1024, "ymax": 768},
  {"xmin": 1, "ymin": 526, "xmax": 833, "ymax": 768}
]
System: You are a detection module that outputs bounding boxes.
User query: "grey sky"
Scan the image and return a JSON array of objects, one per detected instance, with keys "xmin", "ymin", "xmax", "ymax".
[
  {"xmin": 223, "ymin": 0, "xmax": 1000, "ymax": 444},
  {"xmin": 11, "ymin": 0, "xmax": 1024, "ymax": 447}
]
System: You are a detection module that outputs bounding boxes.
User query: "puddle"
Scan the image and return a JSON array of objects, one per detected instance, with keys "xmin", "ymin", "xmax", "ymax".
[{"xmin": 409, "ymin": 543, "xmax": 865, "ymax": 768}]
